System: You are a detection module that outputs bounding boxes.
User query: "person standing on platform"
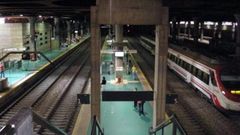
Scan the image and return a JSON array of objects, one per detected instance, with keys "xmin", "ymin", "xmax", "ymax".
[
  {"xmin": 101, "ymin": 76, "xmax": 106, "ymax": 85},
  {"xmin": 0, "ymin": 62, "xmax": 5, "ymax": 78},
  {"xmin": 138, "ymin": 100, "xmax": 145, "ymax": 116},
  {"xmin": 109, "ymin": 62, "xmax": 114, "ymax": 74},
  {"xmin": 133, "ymin": 88, "xmax": 138, "ymax": 109},
  {"xmin": 131, "ymin": 65, "xmax": 137, "ymax": 80},
  {"xmin": 101, "ymin": 76, "xmax": 107, "ymax": 91}
]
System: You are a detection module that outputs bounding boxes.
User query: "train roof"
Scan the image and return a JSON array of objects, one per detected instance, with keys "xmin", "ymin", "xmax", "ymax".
[
  {"xmin": 169, "ymin": 44, "xmax": 226, "ymax": 69},
  {"xmin": 140, "ymin": 36, "xmax": 238, "ymax": 69}
]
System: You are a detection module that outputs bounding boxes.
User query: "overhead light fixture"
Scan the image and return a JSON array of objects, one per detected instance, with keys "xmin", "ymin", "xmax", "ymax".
[
  {"xmin": 0, "ymin": 18, "xmax": 5, "ymax": 24},
  {"xmin": 38, "ymin": 15, "xmax": 42, "ymax": 18},
  {"xmin": 20, "ymin": 14, "xmax": 23, "ymax": 17}
]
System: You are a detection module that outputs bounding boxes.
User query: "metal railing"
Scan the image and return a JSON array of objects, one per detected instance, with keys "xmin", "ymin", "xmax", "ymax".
[
  {"xmin": 149, "ymin": 114, "xmax": 187, "ymax": 135},
  {"xmin": 0, "ymin": 125, "xmax": 14, "ymax": 135},
  {"xmin": 0, "ymin": 108, "xmax": 67, "ymax": 135},
  {"xmin": 0, "ymin": 51, "xmax": 52, "ymax": 65},
  {"xmin": 91, "ymin": 115, "xmax": 104, "ymax": 135}
]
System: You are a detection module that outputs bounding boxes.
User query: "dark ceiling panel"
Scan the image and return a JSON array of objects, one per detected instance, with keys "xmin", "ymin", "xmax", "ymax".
[{"xmin": 0, "ymin": 0, "xmax": 238, "ymax": 21}]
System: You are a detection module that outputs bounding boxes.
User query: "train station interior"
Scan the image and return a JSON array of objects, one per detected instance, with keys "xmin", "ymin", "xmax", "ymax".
[{"xmin": 0, "ymin": 0, "xmax": 240, "ymax": 135}]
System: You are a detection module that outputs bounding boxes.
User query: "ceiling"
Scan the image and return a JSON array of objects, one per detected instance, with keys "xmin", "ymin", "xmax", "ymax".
[{"xmin": 0, "ymin": 0, "xmax": 239, "ymax": 21}]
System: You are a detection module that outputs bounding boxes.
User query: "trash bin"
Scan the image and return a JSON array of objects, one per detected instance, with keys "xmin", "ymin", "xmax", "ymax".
[
  {"xmin": 0, "ymin": 78, "xmax": 8, "ymax": 91},
  {"xmin": 2, "ymin": 78, "xmax": 8, "ymax": 89}
]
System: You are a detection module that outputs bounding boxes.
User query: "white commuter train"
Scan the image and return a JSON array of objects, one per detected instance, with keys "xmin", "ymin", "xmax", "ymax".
[{"xmin": 140, "ymin": 36, "xmax": 240, "ymax": 111}]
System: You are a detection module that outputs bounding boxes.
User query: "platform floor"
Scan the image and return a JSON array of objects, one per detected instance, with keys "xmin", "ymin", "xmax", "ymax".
[
  {"xmin": 5, "ymin": 50, "xmax": 63, "ymax": 85},
  {"xmin": 1, "ymin": 37, "xmax": 88, "ymax": 86},
  {"xmin": 100, "ymin": 41, "xmax": 154, "ymax": 135}
]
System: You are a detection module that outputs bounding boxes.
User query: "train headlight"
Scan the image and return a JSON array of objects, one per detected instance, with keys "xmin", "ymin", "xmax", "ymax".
[
  {"xmin": 222, "ymin": 91, "xmax": 225, "ymax": 95},
  {"xmin": 230, "ymin": 90, "xmax": 240, "ymax": 95}
]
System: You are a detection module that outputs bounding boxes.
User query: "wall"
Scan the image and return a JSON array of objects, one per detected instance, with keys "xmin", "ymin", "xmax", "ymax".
[
  {"xmin": 0, "ymin": 23, "xmax": 23, "ymax": 50},
  {"xmin": 0, "ymin": 22, "xmax": 52, "ymax": 59},
  {"xmin": 22, "ymin": 22, "xmax": 52, "ymax": 52}
]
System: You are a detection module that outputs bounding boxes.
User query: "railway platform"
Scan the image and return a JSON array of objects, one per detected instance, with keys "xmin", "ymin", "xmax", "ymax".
[
  {"xmin": 72, "ymin": 39, "xmax": 174, "ymax": 135},
  {"xmin": 0, "ymin": 35, "xmax": 90, "ymax": 103}
]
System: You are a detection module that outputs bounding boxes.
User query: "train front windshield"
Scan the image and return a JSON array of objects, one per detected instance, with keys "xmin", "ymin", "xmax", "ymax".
[{"xmin": 220, "ymin": 66, "xmax": 240, "ymax": 89}]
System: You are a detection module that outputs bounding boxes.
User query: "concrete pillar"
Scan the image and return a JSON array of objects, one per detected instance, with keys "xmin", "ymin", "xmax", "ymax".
[
  {"xmin": 29, "ymin": 17, "xmax": 36, "ymax": 52},
  {"xmin": 184, "ymin": 21, "xmax": 187, "ymax": 36},
  {"xmin": 193, "ymin": 19, "xmax": 199, "ymax": 43},
  {"xmin": 235, "ymin": 15, "xmax": 240, "ymax": 56},
  {"xmin": 232, "ymin": 22, "xmax": 236, "ymax": 41},
  {"xmin": 67, "ymin": 21, "xmax": 72, "ymax": 44},
  {"xmin": 172, "ymin": 18, "xmax": 177, "ymax": 41},
  {"xmin": 91, "ymin": 7, "xmax": 101, "ymax": 120},
  {"xmin": 216, "ymin": 21, "xmax": 222, "ymax": 39},
  {"xmin": 187, "ymin": 21, "xmax": 191, "ymax": 39},
  {"xmin": 177, "ymin": 21, "xmax": 181, "ymax": 37},
  {"xmin": 115, "ymin": 24, "xmax": 123, "ymax": 43},
  {"xmin": 213, "ymin": 22, "xmax": 217, "ymax": 38},
  {"xmin": 200, "ymin": 22, "xmax": 204, "ymax": 41},
  {"xmin": 153, "ymin": 23, "xmax": 168, "ymax": 127},
  {"xmin": 54, "ymin": 18, "xmax": 60, "ymax": 47},
  {"xmin": 80, "ymin": 24, "xmax": 84, "ymax": 36}
]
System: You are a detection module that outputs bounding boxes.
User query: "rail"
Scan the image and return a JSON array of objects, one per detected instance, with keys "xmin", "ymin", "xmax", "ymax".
[
  {"xmin": 91, "ymin": 115, "xmax": 104, "ymax": 135},
  {"xmin": 149, "ymin": 114, "xmax": 187, "ymax": 135},
  {"xmin": 32, "ymin": 111, "xmax": 67, "ymax": 135}
]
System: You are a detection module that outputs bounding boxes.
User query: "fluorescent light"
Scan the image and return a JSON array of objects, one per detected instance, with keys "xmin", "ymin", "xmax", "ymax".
[
  {"xmin": 204, "ymin": 21, "xmax": 214, "ymax": 25},
  {"xmin": 0, "ymin": 18, "xmax": 5, "ymax": 24},
  {"xmin": 115, "ymin": 52, "xmax": 124, "ymax": 57},
  {"xmin": 222, "ymin": 22, "xmax": 232, "ymax": 26},
  {"xmin": 180, "ymin": 21, "xmax": 185, "ymax": 24}
]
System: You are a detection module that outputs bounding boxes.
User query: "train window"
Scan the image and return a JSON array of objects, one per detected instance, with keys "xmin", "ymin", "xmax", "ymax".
[
  {"xmin": 175, "ymin": 58, "xmax": 178, "ymax": 64},
  {"xmin": 203, "ymin": 73, "xmax": 209, "ymax": 84},
  {"xmin": 179, "ymin": 59, "xmax": 183, "ymax": 66},
  {"xmin": 173, "ymin": 55, "xmax": 176, "ymax": 62},
  {"xmin": 210, "ymin": 72, "xmax": 217, "ymax": 86},
  {"xmin": 197, "ymin": 69, "xmax": 203, "ymax": 80},
  {"xmin": 194, "ymin": 67, "xmax": 198, "ymax": 76},
  {"xmin": 169, "ymin": 54, "xmax": 172, "ymax": 59},
  {"xmin": 179, "ymin": 60, "xmax": 183, "ymax": 67},
  {"xmin": 182, "ymin": 61, "xmax": 185, "ymax": 68},
  {"xmin": 185, "ymin": 63, "xmax": 190, "ymax": 71},
  {"xmin": 190, "ymin": 65, "xmax": 193, "ymax": 74}
]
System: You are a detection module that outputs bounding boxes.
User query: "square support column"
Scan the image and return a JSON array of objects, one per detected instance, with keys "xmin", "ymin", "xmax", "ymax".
[
  {"xmin": 91, "ymin": 7, "xmax": 101, "ymax": 120},
  {"xmin": 153, "ymin": 23, "xmax": 168, "ymax": 128},
  {"xmin": 29, "ymin": 17, "xmax": 36, "ymax": 52}
]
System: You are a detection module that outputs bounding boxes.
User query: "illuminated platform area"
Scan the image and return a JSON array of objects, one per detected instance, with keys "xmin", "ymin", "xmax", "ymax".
[
  {"xmin": 0, "ymin": 35, "xmax": 89, "ymax": 94},
  {"xmin": 99, "ymin": 40, "xmax": 173, "ymax": 135}
]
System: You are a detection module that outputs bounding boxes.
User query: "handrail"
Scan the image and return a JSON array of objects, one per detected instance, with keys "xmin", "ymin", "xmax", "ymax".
[
  {"xmin": 0, "ymin": 125, "xmax": 13, "ymax": 135},
  {"xmin": 0, "ymin": 51, "xmax": 53, "ymax": 65},
  {"xmin": 149, "ymin": 114, "xmax": 187, "ymax": 135},
  {"xmin": 91, "ymin": 115, "xmax": 104, "ymax": 135},
  {"xmin": 32, "ymin": 111, "xmax": 67, "ymax": 135}
]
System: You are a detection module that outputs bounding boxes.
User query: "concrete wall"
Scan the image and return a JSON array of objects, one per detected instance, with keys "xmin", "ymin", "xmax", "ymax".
[
  {"xmin": 0, "ymin": 23, "xmax": 23, "ymax": 50},
  {"xmin": 0, "ymin": 22, "xmax": 52, "ymax": 58},
  {"xmin": 35, "ymin": 22, "xmax": 51, "ymax": 52},
  {"xmin": 23, "ymin": 22, "xmax": 52, "ymax": 52}
]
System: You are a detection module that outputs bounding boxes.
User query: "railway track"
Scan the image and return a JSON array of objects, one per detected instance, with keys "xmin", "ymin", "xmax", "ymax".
[
  {"xmin": 0, "ymin": 41, "xmax": 90, "ymax": 135},
  {"xmin": 128, "ymin": 37, "xmax": 240, "ymax": 135}
]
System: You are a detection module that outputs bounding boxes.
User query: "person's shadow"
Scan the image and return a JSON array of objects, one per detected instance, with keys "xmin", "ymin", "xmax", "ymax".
[{"xmin": 140, "ymin": 112, "xmax": 150, "ymax": 122}]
